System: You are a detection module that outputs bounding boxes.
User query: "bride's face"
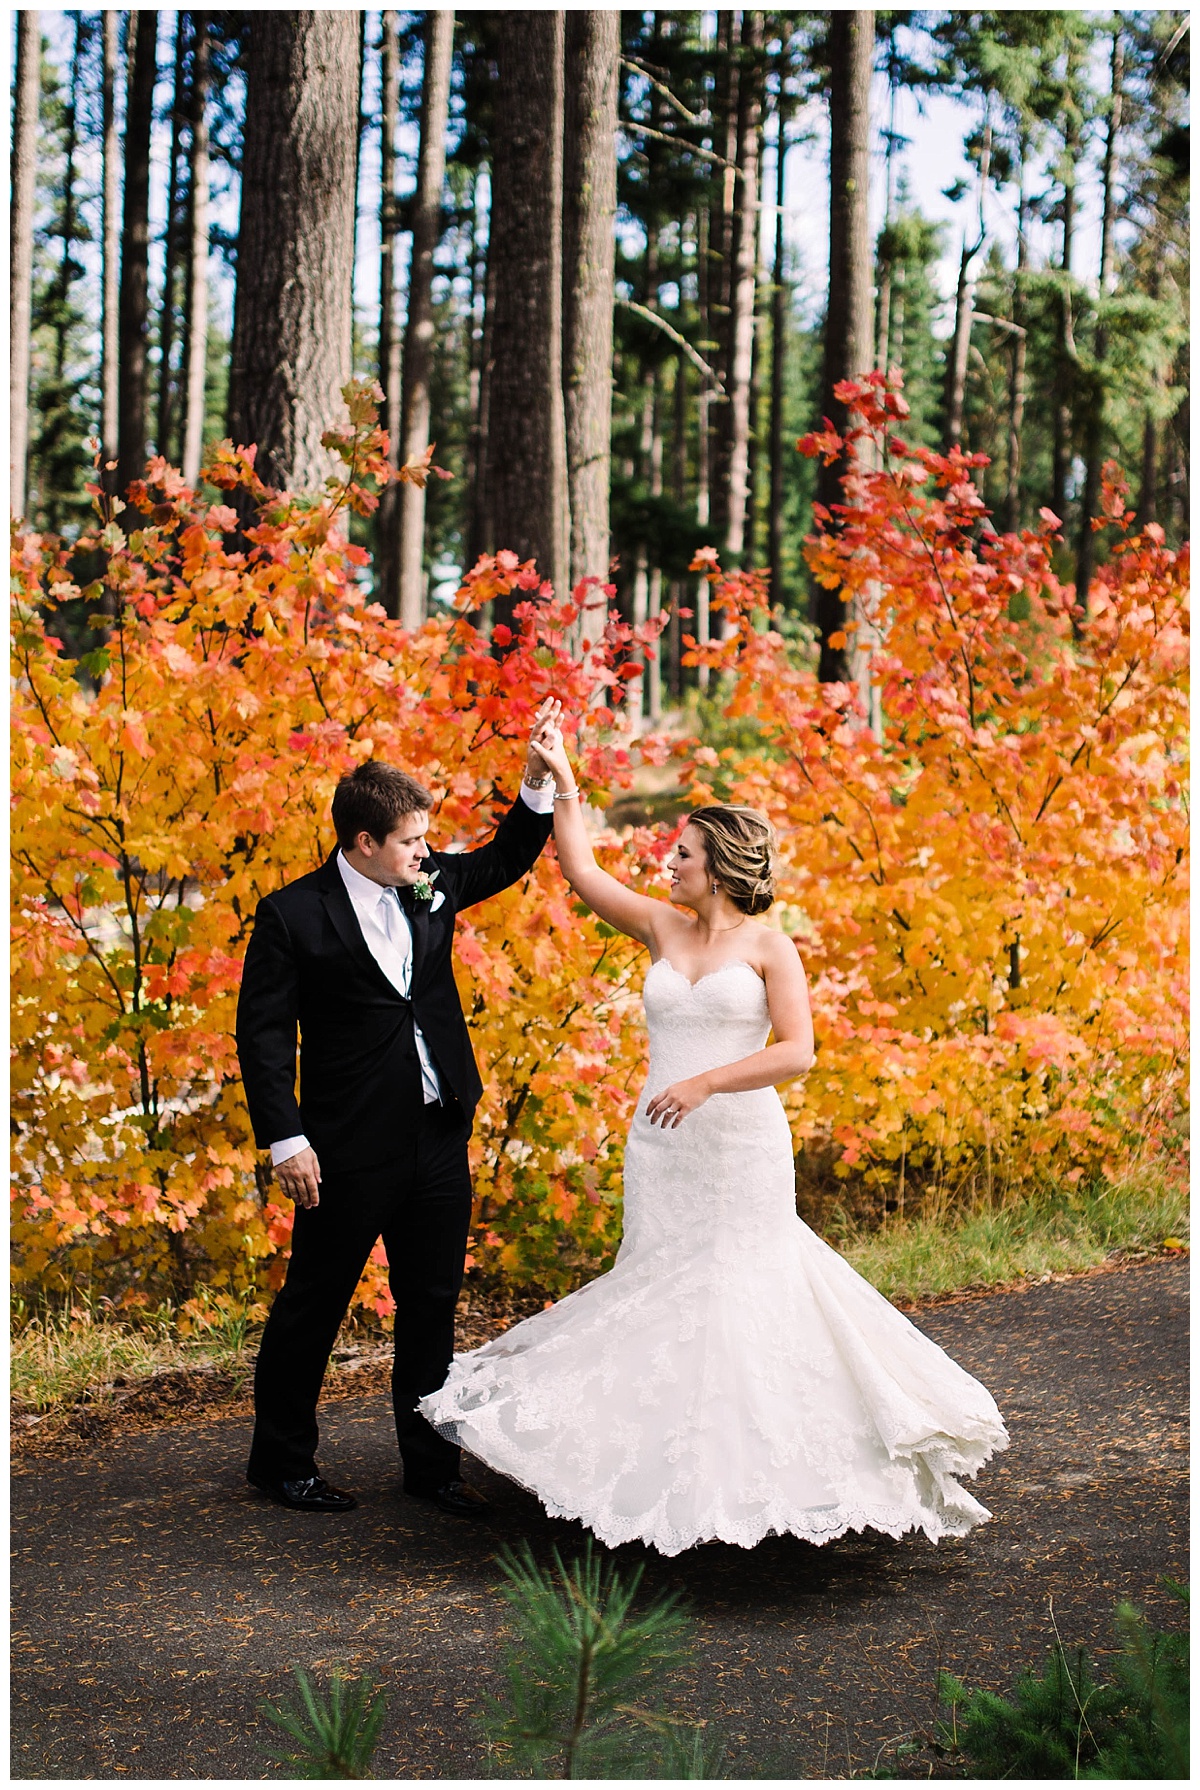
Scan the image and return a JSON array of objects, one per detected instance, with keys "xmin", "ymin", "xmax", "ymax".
[{"xmin": 667, "ymin": 825, "xmax": 711, "ymax": 907}]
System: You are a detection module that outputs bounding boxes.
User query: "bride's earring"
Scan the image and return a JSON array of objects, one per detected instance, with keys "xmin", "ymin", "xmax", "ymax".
[{"xmin": 711, "ymin": 880, "xmax": 719, "ymax": 894}]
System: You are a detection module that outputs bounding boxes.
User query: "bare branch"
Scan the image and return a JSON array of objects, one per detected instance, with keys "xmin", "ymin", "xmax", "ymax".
[
  {"xmin": 620, "ymin": 55, "xmax": 705, "ymax": 126},
  {"xmin": 621, "ymin": 118, "xmax": 739, "ymax": 176},
  {"xmin": 615, "ymin": 297, "xmax": 725, "ymax": 392}
]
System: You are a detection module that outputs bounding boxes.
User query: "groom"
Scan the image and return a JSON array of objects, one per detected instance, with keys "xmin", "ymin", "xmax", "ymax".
[{"xmin": 236, "ymin": 709, "xmax": 557, "ymax": 1516}]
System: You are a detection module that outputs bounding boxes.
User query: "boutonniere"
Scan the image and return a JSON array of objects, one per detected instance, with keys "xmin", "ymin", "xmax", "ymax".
[{"xmin": 411, "ymin": 867, "xmax": 440, "ymax": 902}]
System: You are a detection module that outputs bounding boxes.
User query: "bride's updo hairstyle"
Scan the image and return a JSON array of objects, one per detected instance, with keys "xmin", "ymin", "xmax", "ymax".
[{"xmin": 686, "ymin": 805, "xmax": 778, "ymax": 916}]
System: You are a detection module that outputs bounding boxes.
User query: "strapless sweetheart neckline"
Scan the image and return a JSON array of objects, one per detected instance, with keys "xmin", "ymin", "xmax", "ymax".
[{"xmin": 649, "ymin": 956, "xmax": 763, "ymax": 992}]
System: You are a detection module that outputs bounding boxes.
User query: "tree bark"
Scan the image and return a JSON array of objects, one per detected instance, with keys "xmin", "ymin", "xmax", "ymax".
[
  {"xmin": 486, "ymin": 12, "xmax": 570, "ymax": 611},
  {"xmin": 724, "ymin": 10, "xmax": 763, "ymax": 571},
  {"xmin": 814, "ymin": 9, "xmax": 873, "ymax": 684},
  {"xmin": 156, "ymin": 13, "xmax": 188, "ymax": 461},
  {"xmin": 53, "ymin": 17, "xmax": 82, "ymax": 387},
  {"xmin": 768, "ymin": 31, "xmax": 793, "ymax": 609},
  {"xmin": 1002, "ymin": 135, "xmax": 1030, "ymax": 534},
  {"xmin": 942, "ymin": 243, "xmax": 975, "ymax": 451},
  {"xmin": 10, "ymin": 10, "xmax": 40, "ymax": 518},
  {"xmin": 1075, "ymin": 28, "xmax": 1124, "ymax": 621},
  {"xmin": 668, "ymin": 348, "xmax": 688, "ymax": 700},
  {"xmin": 1138, "ymin": 412, "xmax": 1159, "ymax": 528},
  {"xmin": 562, "ymin": 8, "xmax": 618, "ymax": 597},
  {"xmin": 943, "ymin": 118, "xmax": 990, "ymax": 453},
  {"xmin": 227, "ymin": 12, "xmax": 361, "ymax": 494},
  {"xmin": 694, "ymin": 201, "xmax": 712, "ymax": 690},
  {"xmin": 466, "ymin": 203, "xmax": 496, "ymax": 571},
  {"xmin": 101, "ymin": 11, "xmax": 120, "ymax": 489},
  {"xmin": 397, "ymin": 8, "xmax": 454, "ymax": 629},
  {"xmin": 1050, "ymin": 45, "xmax": 1081, "ymax": 529},
  {"xmin": 375, "ymin": 11, "xmax": 402, "ymax": 613},
  {"xmin": 710, "ymin": 10, "xmax": 740, "ymax": 549},
  {"xmin": 117, "ymin": 11, "xmax": 159, "ymax": 494},
  {"xmin": 181, "ymin": 15, "xmax": 211, "ymax": 487}
]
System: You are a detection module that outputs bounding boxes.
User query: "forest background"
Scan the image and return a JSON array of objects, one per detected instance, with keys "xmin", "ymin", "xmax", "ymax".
[{"xmin": 10, "ymin": 10, "xmax": 1189, "ymax": 1371}]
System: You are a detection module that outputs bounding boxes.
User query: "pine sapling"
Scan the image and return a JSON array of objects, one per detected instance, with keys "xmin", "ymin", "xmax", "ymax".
[
  {"xmin": 482, "ymin": 1538, "xmax": 718, "ymax": 1778},
  {"xmin": 260, "ymin": 1664, "xmax": 388, "ymax": 1779}
]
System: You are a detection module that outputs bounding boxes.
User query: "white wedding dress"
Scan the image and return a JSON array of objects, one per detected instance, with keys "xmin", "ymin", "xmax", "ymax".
[{"xmin": 420, "ymin": 959, "xmax": 1008, "ymax": 1556}]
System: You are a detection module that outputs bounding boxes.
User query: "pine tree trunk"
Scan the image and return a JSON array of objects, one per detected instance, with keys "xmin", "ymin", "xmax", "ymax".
[
  {"xmin": 942, "ymin": 243, "xmax": 975, "ymax": 451},
  {"xmin": 563, "ymin": 8, "xmax": 618, "ymax": 596},
  {"xmin": 814, "ymin": 9, "xmax": 873, "ymax": 684},
  {"xmin": 466, "ymin": 214, "xmax": 496, "ymax": 571},
  {"xmin": 1138, "ymin": 412, "xmax": 1159, "ymax": 527},
  {"xmin": 181, "ymin": 15, "xmax": 211, "ymax": 487},
  {"xmin": 668, "ymin": 349, "xmax": 688, "ymax": 700},
  {"xmin": 1002, "ymin": 145, "xmax": 1029, "ymax": 534},
  {"xmin": 943, "ymin": 118, "xmax": 990, "ymax": 454},
  {"xmin": 777, "ymin": 90, "xmax": 795, "ymax": 605},
  {"xmin": 710, "ymin": 11, "xmax": 740, "ymax": 550},
  {"xmin": 101, "ymin": 11, "xmax": 120, "ymax": 489},
  {"xmin": 1075, "ymin": 28, "xmax": 1124, "ymax": 621},
  {"xmin": 10, "ymin": 10, "xmax": 40, "ymax": 518},
  {"xmin": 227, "ymin": 12, "xmax": 361, "ymax": 494},
  {"xmin": 156, "ymin": 14, "xmax": 188, "ymax": 460},
  {"xmin": 55, "ymin": 16, "xmax": 84, "ymax": 388},
  {"xmin": 723, "ymin": 11, "xmax": 762, "ymax": 572},
  {"xmin": 117, "ymin": 11, "xmax": 158, "ymax": 494},
  {"xmin": 1051, "ymin": 51, "xmax": 1081, "ymax": 529},
  {"xmin": 397, "ymin": 8, "xmax": 454, "ymax": 629},
  {"xmin": 768, "ymin": 75, "xmax": 790, "ymax": 608},
  {"xmin": 695, "ymin": 202, "xmax": 712, "ymax": 690},
  {"xmin": 375, "ymin": 11, "xmax": 402, "ymax": 614},
  {"xmin": 486, "ymin": 11, "xmax": 570, "ymax": 612}
]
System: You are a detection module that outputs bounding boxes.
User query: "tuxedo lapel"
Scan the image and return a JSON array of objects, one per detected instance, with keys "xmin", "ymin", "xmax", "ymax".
[{"xmin": 317, "ymin": 855, "xmax": 408, "ymax": 1002}]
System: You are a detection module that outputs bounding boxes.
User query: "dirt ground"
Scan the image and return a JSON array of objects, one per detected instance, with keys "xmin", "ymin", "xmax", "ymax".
[{"xmin": 10, "ymin": 1256, "xmax": 1188, "ymax": 1781}]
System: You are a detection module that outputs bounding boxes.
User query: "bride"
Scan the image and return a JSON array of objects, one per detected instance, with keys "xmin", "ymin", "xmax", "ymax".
[{"xmin": 421, "ymin": 704, "xmax": 1008, "ymax": 1555}]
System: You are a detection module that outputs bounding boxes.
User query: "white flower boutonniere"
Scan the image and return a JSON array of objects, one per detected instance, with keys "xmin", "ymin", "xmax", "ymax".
[{"xmin": 412, "ymin": 867, "xmax": 440, "ymax": 902}]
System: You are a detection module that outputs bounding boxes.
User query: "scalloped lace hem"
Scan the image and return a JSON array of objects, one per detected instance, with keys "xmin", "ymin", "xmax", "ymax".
[{"xmin": 422, "ymin": 1409, "xmax": 1008, "ymax": 1557}]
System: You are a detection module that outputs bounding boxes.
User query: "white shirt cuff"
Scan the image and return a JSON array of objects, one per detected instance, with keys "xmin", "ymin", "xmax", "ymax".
[
  {"xmin": 520, "ymin": 778, "xmax": 556, "ymax": 816},
  {"xmin": 270, "ymin": 1134, "xmax": 310, "ymax": 1166}
]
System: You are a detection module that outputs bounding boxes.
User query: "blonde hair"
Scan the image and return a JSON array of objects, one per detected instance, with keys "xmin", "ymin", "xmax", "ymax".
[{"xmin": 686, "ymin": 805, "xmax": 778, "ymax": 916}]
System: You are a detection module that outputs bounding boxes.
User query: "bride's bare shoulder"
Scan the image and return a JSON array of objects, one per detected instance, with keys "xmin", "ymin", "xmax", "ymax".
[{"xmin": 748, "ymin": 923, "xmax": 805, "ymax": 975}]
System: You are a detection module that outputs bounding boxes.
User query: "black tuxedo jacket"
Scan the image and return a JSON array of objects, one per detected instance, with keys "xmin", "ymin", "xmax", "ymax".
[{"xmin": 235, "ymin": 795, "xmax": 553, "ymax": 1172}]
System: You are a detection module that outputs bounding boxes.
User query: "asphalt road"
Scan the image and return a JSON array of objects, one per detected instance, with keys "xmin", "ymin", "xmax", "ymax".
[{"xmin": 10, "ymin": 1257, "xmax": 1188, "ymax": 1781}]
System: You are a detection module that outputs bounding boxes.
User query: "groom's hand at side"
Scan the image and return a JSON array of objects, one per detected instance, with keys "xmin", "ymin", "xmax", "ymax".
[{"xmin": 276, "ymin": 1146, "xmax": 322, "ymax": 1209}]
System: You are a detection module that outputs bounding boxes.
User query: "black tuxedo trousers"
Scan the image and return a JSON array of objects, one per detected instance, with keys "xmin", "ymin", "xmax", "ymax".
[{"xmin": 248, "ymin": 1094, "xmax": 473, "ymax": 1488}]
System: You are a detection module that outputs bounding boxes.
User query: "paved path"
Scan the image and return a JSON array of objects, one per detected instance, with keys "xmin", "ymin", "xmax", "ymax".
[{"xmin": 11, "ymin": 1258, "xmax": 1188, "ymax": 1780}]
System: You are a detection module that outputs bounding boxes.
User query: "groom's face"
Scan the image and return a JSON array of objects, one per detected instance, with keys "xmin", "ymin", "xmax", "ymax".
[{"xmin": 349, "ymin": 811, "xmax": 431, "ymax": 886}]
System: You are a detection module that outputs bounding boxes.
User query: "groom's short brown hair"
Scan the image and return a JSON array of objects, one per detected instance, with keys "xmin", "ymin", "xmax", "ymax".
[{"xmin": 332, "ymin": 761, "xmax": 434, "ymax": 848}]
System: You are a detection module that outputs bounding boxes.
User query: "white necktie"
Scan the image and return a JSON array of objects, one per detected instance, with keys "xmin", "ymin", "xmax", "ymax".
[{"xmin": 379, "ymin": 888, "xmax": 411, "ymax": 991}]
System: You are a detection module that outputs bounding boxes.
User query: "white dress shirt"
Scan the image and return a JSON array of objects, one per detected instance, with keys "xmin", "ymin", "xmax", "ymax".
[{"xmin": 270, "ymin": 777, "xmax": 556, "ymax": 1167}]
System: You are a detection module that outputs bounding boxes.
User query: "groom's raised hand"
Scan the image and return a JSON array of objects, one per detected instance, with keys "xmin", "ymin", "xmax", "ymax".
[{"xmin": 276, "ymin": 1146, "xmax": 322, "ymax": 1210}]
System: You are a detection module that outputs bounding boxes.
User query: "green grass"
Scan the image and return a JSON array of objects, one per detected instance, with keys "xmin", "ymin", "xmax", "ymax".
[
  {"xmin": 839, "ymin": 1166, "xmax": 1188, "ymax": 1305},
  {"xmin": 11, "ymin": 1285, "xmax": 268, "ymax": 1416},
  {"xmin": 11, "ymin": 1303, "xmax": 186, "ymax": 1414}
]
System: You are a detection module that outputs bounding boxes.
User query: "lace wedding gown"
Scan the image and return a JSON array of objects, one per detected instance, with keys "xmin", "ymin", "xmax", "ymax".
[{"xmin": 420, "ymin": 959, "xmax": 1008, "ymax": 1556}]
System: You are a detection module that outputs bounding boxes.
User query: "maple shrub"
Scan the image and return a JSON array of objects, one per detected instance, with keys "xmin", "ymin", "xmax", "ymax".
[
  {"xmin": 11, "ymin": 381, "xmax": 670, "ymax": 1312},
  {"xmin": 11, "ymin": 376, "xmax": 1187, "ymax": 1318},
  {"xmin": 680, "ymin": 376, "xmax": 1188, "ymax": 1212}
]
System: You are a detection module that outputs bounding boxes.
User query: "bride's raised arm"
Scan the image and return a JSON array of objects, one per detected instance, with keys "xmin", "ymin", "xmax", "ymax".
[{"xmin": 528, "ymin": 701, "xmax": 663, "ymax": 949}]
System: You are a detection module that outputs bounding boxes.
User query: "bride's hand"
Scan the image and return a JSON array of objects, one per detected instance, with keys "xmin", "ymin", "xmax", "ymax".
[
  {"xmin": 645, "ymin": 1075, "xmax": 711, "ymax": 1129},
  {"xmin": 527, "ymin": 696, "xmax": 573, "ymax": 785}
]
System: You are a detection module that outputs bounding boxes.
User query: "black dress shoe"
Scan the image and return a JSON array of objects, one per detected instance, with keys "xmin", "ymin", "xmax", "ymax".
[
  {"xmin": 404, "ymin": 1478, "xmax": 490, "ymax": 1518},
  {"xmin": 247, "ymin": 1472, "xmax": 358, "ymax": 1512}
]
